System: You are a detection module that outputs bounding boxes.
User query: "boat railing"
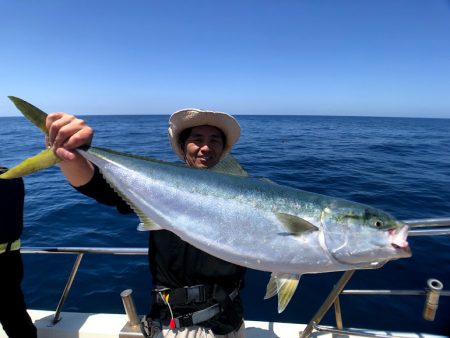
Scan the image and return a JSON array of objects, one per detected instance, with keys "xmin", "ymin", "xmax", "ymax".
[
  {"xmin": 300, "ymin": 217, "xmax": 450, "ymax": 338},
  {"xmin": 21, "ymin": 218, "xmax": 450, "ymax": 337},
  {"xmin": 22, "ymin": 247, "xmax": 147, "ymax": 325}
]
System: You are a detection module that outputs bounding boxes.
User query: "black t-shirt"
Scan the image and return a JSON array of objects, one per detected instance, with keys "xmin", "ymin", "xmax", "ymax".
[
  {"xmin": 75, "ymin": 166, "xmax": 246, "ymax": 334},
  {"xmin": 0, "ymin": 167, "xmax": 25, "ymax": 243}
]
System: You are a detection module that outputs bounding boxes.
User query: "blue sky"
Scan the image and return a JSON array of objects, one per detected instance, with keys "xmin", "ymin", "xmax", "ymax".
[{"xmin": 0, "ymin": 0, "xmax": 449, "ymax": 117}]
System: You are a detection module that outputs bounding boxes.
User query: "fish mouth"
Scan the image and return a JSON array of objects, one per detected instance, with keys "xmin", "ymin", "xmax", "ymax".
[{"xmin": 388, "ymin": 224, "xmax": 412, "ymax": 257}]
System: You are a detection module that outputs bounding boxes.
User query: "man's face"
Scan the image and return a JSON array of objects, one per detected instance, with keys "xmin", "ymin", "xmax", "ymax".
[{"xmin": 183, "ymin": 125, "xmax": 225, "ymax": 169}]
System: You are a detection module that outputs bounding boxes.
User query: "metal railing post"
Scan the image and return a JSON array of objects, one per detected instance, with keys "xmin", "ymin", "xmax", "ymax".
[
  {"xmin": 299, "ymin": 270, "xmax": 355, "ymax": 338},
  {"xmin": 121, "ymin": 289, "xmax": 141, "ymax": 327},
  {"xmin": 423, "ymin": 279, "xmax": 444, "ymax": 321},
  {"xmin": 52, "ymin": 253, "xmax": 84, "ymax": 324},
  {"xmin": 334, "ymin": 296, "xmax": 343, "ymax": 329}
]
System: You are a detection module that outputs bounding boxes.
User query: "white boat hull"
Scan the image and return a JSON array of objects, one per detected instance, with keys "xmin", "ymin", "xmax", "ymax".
[{"xmin": 0, "ymin": 310, "xmax": 446, "ymax": 338}]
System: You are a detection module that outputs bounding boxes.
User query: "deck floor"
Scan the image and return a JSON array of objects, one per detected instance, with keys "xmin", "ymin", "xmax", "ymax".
[{"xmin": 0, "ymin": 310, "xmax": 447, "ymax": 338}]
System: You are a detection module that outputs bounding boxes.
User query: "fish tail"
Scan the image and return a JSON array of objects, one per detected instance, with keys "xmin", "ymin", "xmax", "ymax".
[
  {"xmin": 0, "ymin": 97, "xmax": 61, "ymax": 179},
  {"xmin": 9, "ymin": 96, "xmax": 49, "ymax": 135}
]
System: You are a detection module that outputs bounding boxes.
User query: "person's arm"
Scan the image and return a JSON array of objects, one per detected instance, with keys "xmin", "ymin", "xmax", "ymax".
[{"xmin": 59, "ymin": 156, "xmax": 95, "ymax": 187}]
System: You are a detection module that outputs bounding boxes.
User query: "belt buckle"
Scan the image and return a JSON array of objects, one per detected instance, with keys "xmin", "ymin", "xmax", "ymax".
[{"xmin": 153, "ymin": 288, "xmax": 170, "ymax": 305}]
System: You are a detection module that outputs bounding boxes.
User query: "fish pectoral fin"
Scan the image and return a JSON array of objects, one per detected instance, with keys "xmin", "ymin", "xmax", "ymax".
[
  {"xmin": 264, "ymin": 273, "xmax": 301, "ymax": 313},
  {"xmin": 276, "ymin": 213, "xmax": 319, "ymax": 234},
  {"xmin": 0, "ymin": 148, "xmax": 60, "ymax": 179},
  {"xmin": 210, "ymin": 155, "xmax": 248, "ymax": 177}
]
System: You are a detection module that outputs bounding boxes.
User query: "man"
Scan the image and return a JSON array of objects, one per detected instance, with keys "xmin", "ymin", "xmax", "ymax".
[
  {"xmin": 46, "ymin": 108, "xmax": 246, "ymax": 337},
  {"xmin": 0, "ymin": 166, "xmax": 37, "ymax": 338}
]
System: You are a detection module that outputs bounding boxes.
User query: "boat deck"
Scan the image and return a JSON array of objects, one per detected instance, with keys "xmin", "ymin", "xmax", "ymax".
[{"xmin": 0, "ymin": 310, "xmax": 446, "ymax": 338}]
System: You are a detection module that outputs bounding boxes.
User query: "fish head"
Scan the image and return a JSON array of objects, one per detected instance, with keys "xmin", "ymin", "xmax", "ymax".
[{"xmin": 320, "ymin": 204, "xmax": 411, "ymax": 268}]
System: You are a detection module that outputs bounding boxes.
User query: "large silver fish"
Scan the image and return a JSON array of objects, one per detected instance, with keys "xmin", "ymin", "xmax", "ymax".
[{"xmin": 1, "ymin": 97, "xmax": 411, "ymax": 312}]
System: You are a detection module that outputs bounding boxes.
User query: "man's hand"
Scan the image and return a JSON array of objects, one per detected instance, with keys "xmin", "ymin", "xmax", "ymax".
[{"xmin": 46, "ymin": 112, "xmax": 94, "ymax": 161}]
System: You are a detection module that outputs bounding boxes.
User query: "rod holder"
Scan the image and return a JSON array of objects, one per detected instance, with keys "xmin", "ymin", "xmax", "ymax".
[
  {"xmin": 121, "ymin": 289, "xmax": 140, "ymax": 327},
  {"xmin": 423, "ymin": 279, "xmax": 443, "ymax": 321}
]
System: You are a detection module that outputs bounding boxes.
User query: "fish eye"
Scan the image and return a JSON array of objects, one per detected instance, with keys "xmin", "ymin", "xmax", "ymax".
[{"xmin": 374, "ymin": 219, "xmax": 384, "ymax": 228}]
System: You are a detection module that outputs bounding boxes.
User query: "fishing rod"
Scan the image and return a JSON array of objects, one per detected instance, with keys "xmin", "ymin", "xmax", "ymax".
[{"xmin": 403, "ymin": 217, "xmax": 450, "ymax": 236}]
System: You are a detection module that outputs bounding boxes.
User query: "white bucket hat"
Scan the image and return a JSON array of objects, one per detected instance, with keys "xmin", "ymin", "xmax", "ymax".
[{"xmin": 168, "ymin": 108, "xmax": 241, "ymax": 161}]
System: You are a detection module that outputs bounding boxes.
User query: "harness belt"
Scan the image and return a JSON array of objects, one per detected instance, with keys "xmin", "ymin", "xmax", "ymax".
[
  {"xmin": 150, "ymin": 284, "xmax": 239, "ymax": 329},
  {"xmin": 0, "ymin": 239, "xmax": 20, "ymax": 255},
  {"xmin": 173, "ymin": 288, "xmax": 239, "ymax": 328},
  {"xmin": 153, "ymin": 284, "xmax": 214, "ymax": 305}
]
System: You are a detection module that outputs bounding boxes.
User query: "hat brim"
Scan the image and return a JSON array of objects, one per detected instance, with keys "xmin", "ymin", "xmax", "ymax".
[{"xmin": 168, "ymin": 108, "xmax": 240, "ymax": 161}]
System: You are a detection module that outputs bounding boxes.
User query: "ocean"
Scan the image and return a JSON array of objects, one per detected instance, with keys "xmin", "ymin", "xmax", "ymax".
[{"xmin": 1, "ymin": 114, "xmax": 449, "ymax": 335}]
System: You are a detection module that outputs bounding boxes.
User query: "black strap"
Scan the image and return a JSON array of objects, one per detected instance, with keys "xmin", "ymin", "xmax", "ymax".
[
  {"xmin": 5, "ymin": 242, "xmax": 12, "ymax": 252},
  {"xmin": 174, "ymin": 287, "xmax": 240, "ymax": 328},
  {"xmin": 153, "ymin": 284, "xmax": 214, "ymax": 305},
  {"xmin": 152, "ymin": 284, "xmax": 241, "ymax": 329}
]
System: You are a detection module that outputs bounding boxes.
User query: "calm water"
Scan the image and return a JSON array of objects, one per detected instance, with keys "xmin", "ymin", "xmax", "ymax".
[{"xmin": 1, "ymin": 115, "xmax": 449, "ymax": 335}]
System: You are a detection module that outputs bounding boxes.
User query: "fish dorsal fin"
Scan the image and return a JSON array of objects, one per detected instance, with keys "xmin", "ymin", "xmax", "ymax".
[
  {"xmin": 276, "ymin": 213, "xmax": 318, "ymax": 234},
  {"xmin": 0, "ymin": 148, "xmax": 61, "ymax": 179},
  {"xmin": 259, "ymin": 177, "xmax": 277, "ymax": 185},
  {"xmin": 264, "ymin": 273, "xmax": 301, "ymax": 313},
  {"xmin": 210, "ymin": 155, "xmax": 248, "ymax": 177}
]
